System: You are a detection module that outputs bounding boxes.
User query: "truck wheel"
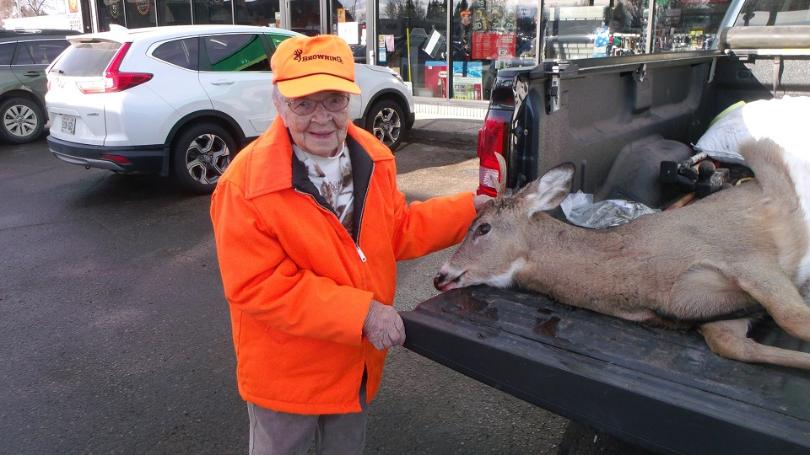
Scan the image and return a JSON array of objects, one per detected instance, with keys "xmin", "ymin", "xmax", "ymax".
[
  {"xmin": 172, "ymin": 122, "xmax": 236, "ymax": 194},
  {"xmin": 0, "ymin": 97, "xmax": 45, "ymax": 144},
  {"xmin": 365, "ymin": 99, "xmax": 405, "ymax": 151}
]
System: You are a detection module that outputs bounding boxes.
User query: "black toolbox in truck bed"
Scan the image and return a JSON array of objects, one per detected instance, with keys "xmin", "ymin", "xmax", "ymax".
[{"xmin": 401, "ymin": 286, "xmax": 810, "ymax": 454}]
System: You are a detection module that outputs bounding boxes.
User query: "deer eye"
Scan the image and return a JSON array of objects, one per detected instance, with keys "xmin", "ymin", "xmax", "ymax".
[{"xmin": 475, "ymin": 223, "xmax": 491, "ymax": 237}]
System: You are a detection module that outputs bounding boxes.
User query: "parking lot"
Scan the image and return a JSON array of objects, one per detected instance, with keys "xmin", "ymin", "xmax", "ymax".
[{"xmin": 0, "ymin": 132, "xmax": 567, "ymax": 454}]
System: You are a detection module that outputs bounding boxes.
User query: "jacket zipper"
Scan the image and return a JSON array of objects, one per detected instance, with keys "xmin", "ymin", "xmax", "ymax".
[
  {"xmin": 353, "ymin": 161, "xmax": 374, "ymax": 263},
  {"xmin": 355, "ymin": 245, "xmax": 367, "ymax": 262},
  {"xmin": 294, "ymin": 187, "xmax": 368, "ymax": 263}
]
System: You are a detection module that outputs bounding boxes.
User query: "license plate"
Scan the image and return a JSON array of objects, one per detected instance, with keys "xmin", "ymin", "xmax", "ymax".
[{"xmin": 61, "ymin": 115, "xmax": 76, "ymax": 135}]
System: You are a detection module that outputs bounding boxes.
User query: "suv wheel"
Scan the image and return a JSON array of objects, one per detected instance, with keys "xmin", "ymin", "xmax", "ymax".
[
  {"xmin": 365, "ymin": 99, "xmax": 405, "ymax": 151},
  {"xmin": 0, "ymin": 97, "xmax": 45, "ymax": 144},
  {"xmin": 172, "ymin": 122, "xmax": 236, "ymax": 194}
]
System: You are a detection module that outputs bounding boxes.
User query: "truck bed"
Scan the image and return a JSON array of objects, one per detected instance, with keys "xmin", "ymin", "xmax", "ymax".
[{"xmin": 401, "ymin": 286, "xmax": 810, "ymax": 454}]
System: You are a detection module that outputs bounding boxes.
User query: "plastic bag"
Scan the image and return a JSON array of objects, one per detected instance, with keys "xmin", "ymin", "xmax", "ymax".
[
  {"xmin": 561, "ymin": 191, "xmax": 659, "ymax": 229},
  {"xmin": 694, "ymin": 96, "xmax": 810, "ymax": 162}
]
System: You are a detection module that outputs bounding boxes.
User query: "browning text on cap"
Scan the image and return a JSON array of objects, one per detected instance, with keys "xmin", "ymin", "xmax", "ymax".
[{"xmin": 271, "ymin": 34, "xmax": 361, "ymax": 98}]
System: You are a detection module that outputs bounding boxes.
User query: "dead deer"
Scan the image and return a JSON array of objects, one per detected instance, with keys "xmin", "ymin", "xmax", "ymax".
[{"xmin": 434, "ymin": 139, "xmax": 810, "ymax": 369}]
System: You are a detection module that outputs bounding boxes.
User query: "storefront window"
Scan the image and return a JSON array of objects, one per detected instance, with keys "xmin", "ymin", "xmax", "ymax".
[
  {"xmin": 194, "ymin": 0, "xmax": 233, "ymax": 24},
  {"xmin": 652, "ymin": 0, "xmax": 732, "ymax": 52},
  {"xmin": 235, "ymin": 0, "xmax": 280, "ymax": 26},
  {"xmin": 332, "ymin": 0, "xmax": 368, "ymax": 63},
  {"xmin": 450, "ymin": 0, "xmax": 537, "ymax": 100},
  {"xmin": 542, "ymin": 0, "xmax": 648, "ymax": 60},
  {"xmin": 377, "ymin": 0, "xmax": 448, "ymax": 98},
  {"xmin": 290, "ymin": 0, "xmax": 322, "ymax": 35},
  {"xmin": 97, "ymin": 0, "xmax": 126, "ymax": 30},
  {"xmin": 125, "ymin": 0, "xmax": 158, "ymax": 28},
  {"xmin": 158, "ymin": 0, "xmax": 192, "ymax": 25}
]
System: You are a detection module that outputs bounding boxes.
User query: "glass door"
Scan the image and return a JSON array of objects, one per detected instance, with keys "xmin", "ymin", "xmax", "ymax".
[
  {"xmin": 377, "ymin": 0, "xmax": 448, "ymax": 98},
  {"xmin": 450, "ymin": 0, "xmax": 537, "ymax": 100},
  {"xmin": 330, "ymin": 0, "xmax": 368, "ymax": 63}
]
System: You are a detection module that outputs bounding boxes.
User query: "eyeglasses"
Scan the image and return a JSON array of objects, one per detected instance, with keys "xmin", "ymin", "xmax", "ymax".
[{"xmin": 286, "ymin": 94, "xmax": 351, "ymax": 115}]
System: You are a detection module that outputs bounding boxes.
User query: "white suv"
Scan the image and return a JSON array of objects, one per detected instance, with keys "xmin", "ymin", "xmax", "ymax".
[{"xmin": 45, "ymin": 25, "xmax": 414, "ymax": 192}]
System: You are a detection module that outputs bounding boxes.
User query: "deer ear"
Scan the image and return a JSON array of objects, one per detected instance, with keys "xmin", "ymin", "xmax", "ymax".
[{"xmin": 525, "ymin": 163, "xmax": 575, "ymax": 215}]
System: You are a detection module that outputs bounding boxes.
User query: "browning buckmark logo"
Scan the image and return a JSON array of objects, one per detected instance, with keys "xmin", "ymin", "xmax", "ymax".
[{"xmin": 293, "ymin": 48, "xmax": 342, "ymax": 63}]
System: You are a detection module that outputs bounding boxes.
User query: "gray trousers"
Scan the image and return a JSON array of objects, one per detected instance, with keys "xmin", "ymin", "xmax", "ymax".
[{"xmin": 247, "ymin": 375, "xmax": 368, "ymax": 455}]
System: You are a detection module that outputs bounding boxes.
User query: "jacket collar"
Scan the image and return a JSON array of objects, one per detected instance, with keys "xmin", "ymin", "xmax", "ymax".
[{"xmin": 244, "ymin": 117, "xmax": 392, "ymax": 200}]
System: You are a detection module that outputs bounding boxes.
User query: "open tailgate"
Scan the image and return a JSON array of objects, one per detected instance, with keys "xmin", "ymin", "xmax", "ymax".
[{"xmin": 401, "ymin": 286, "xmax": 810, "ymax": 454}]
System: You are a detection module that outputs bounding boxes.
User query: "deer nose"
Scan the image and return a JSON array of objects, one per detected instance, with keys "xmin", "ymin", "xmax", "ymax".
[{"xmin": 433, "ymin": 272, "xmax": 447, "ymax": 290}]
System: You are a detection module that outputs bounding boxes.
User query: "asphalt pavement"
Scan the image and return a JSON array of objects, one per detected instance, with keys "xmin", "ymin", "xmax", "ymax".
[
  {"xmin": 408, "ymin": 117, "xmax": 481, "ymax": 150},
  {"xmin": 0, "ymin": 130, "xmax": 568, "ymax": 454}
]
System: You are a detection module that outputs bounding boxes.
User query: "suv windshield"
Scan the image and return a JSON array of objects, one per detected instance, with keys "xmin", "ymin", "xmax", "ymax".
[
  {"xmin": 735, "ymin": 0, "xmax": 810, "ymax": 26},
  {"xmin": 50, "ymin": 41, "xmax": 121, "ymax": 76}
]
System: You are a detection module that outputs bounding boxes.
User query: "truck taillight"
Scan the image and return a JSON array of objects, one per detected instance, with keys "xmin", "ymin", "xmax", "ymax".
[
  {"xmin": 78, "ymin": 42, "xmax": 152, "ymax": 94},
  {"xmin": 476, "ymin": 110, "xmax": 511, "ymax": 196}
]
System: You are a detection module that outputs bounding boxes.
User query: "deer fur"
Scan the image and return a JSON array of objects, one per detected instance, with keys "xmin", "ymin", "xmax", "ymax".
[{"xmin": 435, "ymin": 139, "xmax": 810, "ymax": 369}]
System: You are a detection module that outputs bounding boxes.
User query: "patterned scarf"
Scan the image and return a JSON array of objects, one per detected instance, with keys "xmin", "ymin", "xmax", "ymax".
[{"xmin": 293, "ymin": 144, "xmax": 355, "ymax": 233}]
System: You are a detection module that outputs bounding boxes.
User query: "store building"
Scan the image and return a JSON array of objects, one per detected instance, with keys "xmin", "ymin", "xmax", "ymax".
[
  {"xmin": 77, "ymin": 0, "xmax": 733, "ymax": 101},
  {"xmin": 74, "ymin": 0, "xmax": 537, "ymax": 101}
]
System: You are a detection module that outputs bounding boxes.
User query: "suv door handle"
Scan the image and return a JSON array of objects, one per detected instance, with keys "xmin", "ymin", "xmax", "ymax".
[
  {"xmin": 23, "ymin": 71, "xmax": 41, "ymax": 77},
  {"xmin": 210, "ymin": 80, "xmax": 234, "ymax": 86}
]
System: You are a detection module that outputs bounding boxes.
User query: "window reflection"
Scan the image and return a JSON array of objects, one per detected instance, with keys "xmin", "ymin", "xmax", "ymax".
[
  {"xmin": 204, "ymin": 34, "xmax": 270, "ymax": 71},
  {"xmin": 194, "ymin": 0, "xmax": 233, "ymax": 24},
  {"xmin": 377, "ymin": 0, "xmax": 448, "ymax": 98},
  {"xmin": 125, "ymin": 0, "xmax": 157, "ymax": 28},
  {"xmin": 541, "ymin": 0, "xmax": 734, "ymax": 60},
  {"xmin": 235, "ymin": 0, "xmax": 280, "ymax": 26},
  {"xmin": 158, "ymin": 0, "xmax": 192, "ymax": 25},
  {"xmin": 542, "ymin": 0, "xmax": 647, "ymax": 60},
  {"xmin": 451, "ymin": 0, "xmax": 537, "ymax": 100},
  {"xmin": 653, "ymin": 0, "xmax": 731, "ymax": 51},
  {"xmin": 290, "ymin": 0, "xmax": 321, "ymax": 35},
  {"xmin": 153, "ymin": 38, "xmax": 199, "ymax": 69},
  {"xmin": 736, "ymin": 0, "xmax": 810, "ymax": 26},
  {"xmin": 332, "ymin": 0, "xmax": 367, "ymax": 63},
  {"xmin": 377, "ymin": 0, "xmax": 536, "ymax": 100},
  {"xmin": 97, "ymin": 0, "xmax": 125, "ymax": 31}
]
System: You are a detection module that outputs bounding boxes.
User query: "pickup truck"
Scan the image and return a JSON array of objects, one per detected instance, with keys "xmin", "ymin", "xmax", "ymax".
[{"xmin": 401, "ymin": 0, "xmax": 810, "ymax": 452}]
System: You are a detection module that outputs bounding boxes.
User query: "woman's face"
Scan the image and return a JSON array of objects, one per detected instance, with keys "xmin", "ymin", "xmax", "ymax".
[{"xmin": 275, "ymin": 90, "xmax": 351, "ymax": 157}]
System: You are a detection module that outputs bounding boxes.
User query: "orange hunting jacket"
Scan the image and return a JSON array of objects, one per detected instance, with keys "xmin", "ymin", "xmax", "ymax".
[{"xmin": 210, "ymin": 118, "xmax": 476, "ymax": 415}]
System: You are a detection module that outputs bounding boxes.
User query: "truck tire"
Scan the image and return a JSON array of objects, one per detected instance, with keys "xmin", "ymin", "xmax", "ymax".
[
  {"xmin": 171, "ymin": 122, "xmax": 236, "ymax": 194},
  {"xmin": 365, "ymin": 99, "xmax": 405, "ymax": 151},
  {"xmin": 0, "ymin": 96, "xmax": 45, "ymax": 144}
]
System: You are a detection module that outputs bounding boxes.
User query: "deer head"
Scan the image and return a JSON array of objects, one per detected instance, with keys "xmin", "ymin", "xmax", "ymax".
[{"xmin": 434, "ymin": 163, "xmax": 575, "ymax": 291}]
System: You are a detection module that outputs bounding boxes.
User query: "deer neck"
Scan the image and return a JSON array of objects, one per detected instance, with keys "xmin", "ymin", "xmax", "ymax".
[{"xmin": 514, "ymin": 216, "xmax": 638, "ymax": 300}]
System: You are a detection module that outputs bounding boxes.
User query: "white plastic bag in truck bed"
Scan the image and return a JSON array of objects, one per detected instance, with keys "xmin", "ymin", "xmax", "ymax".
[{"xmin": 695, "ymin": 96, "xmax": 810, "ymax": 161}]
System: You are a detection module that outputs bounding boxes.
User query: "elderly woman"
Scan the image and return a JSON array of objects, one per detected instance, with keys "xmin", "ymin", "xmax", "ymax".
[{"xmin": 210, "ymin": 34, "xmax": 487, "ymax": 454}]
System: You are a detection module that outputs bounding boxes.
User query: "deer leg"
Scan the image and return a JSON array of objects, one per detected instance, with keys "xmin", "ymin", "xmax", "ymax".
[
  {"xmin": 729, "ymin": 266, "xmax": 810, "ymax": 342},
  {"xmin": 700, "ymin": 319, "xmax": 810, "ymax": 370}
]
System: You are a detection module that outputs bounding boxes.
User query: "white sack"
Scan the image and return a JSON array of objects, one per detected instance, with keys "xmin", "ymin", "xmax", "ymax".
[{"xmin": 694, "ymin": 96, "xmax": 810, "ymax": 162}]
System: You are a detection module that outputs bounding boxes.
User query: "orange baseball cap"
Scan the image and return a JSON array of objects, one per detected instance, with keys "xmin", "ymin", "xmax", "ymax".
[{"xmin": 271, "ymin": 34, "xmax": 361, "ymax": 98}]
